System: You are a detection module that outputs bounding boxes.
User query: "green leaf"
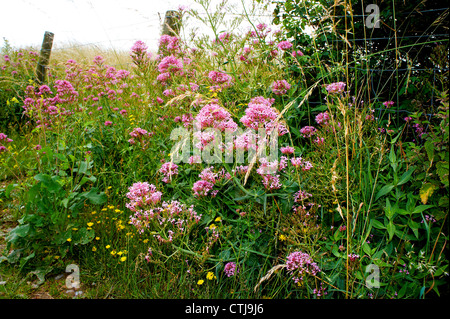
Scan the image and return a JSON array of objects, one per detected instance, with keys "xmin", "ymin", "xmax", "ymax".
[
  {"xmin": 424, "ymin": 140, "xmax": 434, "ymax": 162},
  {"xmin": 10, "ymin": 224, "xmax": 30, "ymax": 238},
  {"xmin": 81, "ymin": 187, "xmax": 107, "ymax": 205},
  {"xmin": 6, "ymin": 249, "xmax": 23, "ymax": 264},
  {"xmin": 19, "ymin": 252, "xmax": 35, "ymax": 270},
  {"xmin": 362, "ymin": 243, "xmax": 372, "ymax": 256},
  {"xmin": 387, "ymin": 221, "xmax": 395, "ymax": 241},
  {"xmin": 75, "ymin": 227, "xmax": 95, "ymax": 245},
  {"xmin": 397, "ymin": 167, "xmax": 415, "ymax": 186},
  {"xmin": 389, "ymin": 145, "xmax": 396, "ymax": 164},
  {"xmin": 436, "ymin": 161, "xmax": 449, "ymax": 186},
  {"xmin": 408, "ymin": 220, "xmax": 420, "ymax": 238},
  {"xmin": 34, "ymin": 173, "xmax": 62, "ymax": 193},
  {"xmin": 370, "ymin": 218, "xmax": 386, "ymax": 229},
  {"xmin": 438, "ymin": 196, "xmax": 448, "ymax": 208},
  {"xmin": 375, "ymin": 184, "xmax": 394, "ymax": 201},
  {"xmin": 385, "ymin": 198, "xmax": 394, "ymax": 220},
  {"xmin": 412, "ymin": 204, "xmax": 434, "ymax": 214},
  {"xmin": 5, "ymin": 183, "xmax": 15, "ymax": 199}
]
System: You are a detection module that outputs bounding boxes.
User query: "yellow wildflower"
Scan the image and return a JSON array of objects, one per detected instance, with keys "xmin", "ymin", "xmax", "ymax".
[
  {"xmin": 206, "ymin": 272, "xmax": 216, "ymax": 280},
  {"xmin": 197, "ymin": 280, "xmax": 204, "ymax": 285}
]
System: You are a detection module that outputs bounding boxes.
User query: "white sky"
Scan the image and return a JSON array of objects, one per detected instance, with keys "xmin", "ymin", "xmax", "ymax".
[{"xmin": 0, "ymin": 0, "xmax": 275, "ymax": 53}]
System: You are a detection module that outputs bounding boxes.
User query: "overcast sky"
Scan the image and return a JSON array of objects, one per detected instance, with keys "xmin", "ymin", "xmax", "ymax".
[{"xmin": 1, "ymin": 0, "xmax": 275, "ymax": 52}]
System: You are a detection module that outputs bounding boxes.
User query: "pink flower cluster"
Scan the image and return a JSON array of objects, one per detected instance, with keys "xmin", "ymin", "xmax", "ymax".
[
  {"xmin": 128, "ymin": 197, "xmax": 202, "ymax": 241},
  {"xmin": 159, "ymin": 161, "xmax": 179, "ymax": 183},
  {"xmin": 294, "ymin": 189, "xmax": 313, "ymax": 203},
  {"xmin": 271, "ymin": 80, "xmax": 291, "ymax": 96},
  {"xmin": 280, "ymin": 146, "xmax": 294, "ymax": 155},
  {"xmin": 256, "ymin": 158, "xmax": 283, "ymax": 190},
  {"xmin": 290, "ymin": 157, "xmax": 313, "ymax": 171},
  {"xmin": 277, "ymin": 41, "xmax": 293, "ymax": 51},
  {"xmin": 130, "ymin": 40, "xmax": 151, "ymax": 67},
  {"xmin": 194, "ymin": 103, "xmax": 237, "ymax": 132},
  {"xmin": 128, "ymin": 127, "xmax": 154, "ymax": 146},
  {"xmin": 224, "ymin": 262, "xmax": 238, "ymax": 277},
  {"xmin": 240, "ymin": 96, "xmax": 288, "ymax": 135},
  {"xmin": 315, "ymin": 112, "xmax": 330, "ymax": 125},
  {"xmin": 159, "ymin": 35, "xmax": 181, "ymax": 54},
  {"xmin": 299, "ymin": 126, "xmax": 317, "ymax": 138},
  {"xmin": 125, "ymin": 182, "xmax": 162, "ymax": 212},
  {"xmin": 383, "ymin": 100, "xmax": 394, "ymax": 108},
  {"xmin": 0, "ymin": 133, "xmax": 13, "ymax": 153},
  {"xmin": 208, "ymin": 70, "xmax": 233, "ymax": 91},
  {"xmin": 192, "ymin": 166, "xmax": 231, "ymax": 197},
  {"xmin": 158, "ymin": 55, "xmax": 183, "ymax": 75},
  {"xmin": 286, "ymin": 251, "xmax": 321, "ymax": 284},
  {"xmin": 326, "ymin": 82, "xmax": 346, "ymax": 94}
]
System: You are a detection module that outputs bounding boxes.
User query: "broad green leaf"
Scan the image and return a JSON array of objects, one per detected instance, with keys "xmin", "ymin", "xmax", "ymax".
[
  {"xmin": 75, "ymin": 227, "xmax": 95, "ymax": 245},
  {"xmin": 397, "ymin": 167, "xmax": 415, "ymax": 186},
  {"xmin": 408, "ymin": 220, "xmax": 420, "ymax": 238},
  {"xmin": 412, "ymin": 204, "xmax": 434, "ymax": 214},
  {"xmin": 385, "ymin": 198, "xmax": 394, "ymax": 220},
  {"xmin": 10, "ymin": 224, "xmax": 30, "ymax": 238},
  {"xmin": 387, "ymin": 221, "xmax": 395, "ymax": 241},
  {"xmin": 370, "ymin": 218, "xmax": 386, "ymax": 229},
  {"xmin": 6, "ymin": 249, "xmax": 23, "ymax": 264},
  {"xmin": 375, "ymin": 184, "xmax": 394, "ymax": 201},
  {"xmin": 424, "ymin": 140, "xmax": 434, "ymax": 162},
  {"xmin": 362, "ymin": 242, "xmax": 372, "ymax": 256},
  {"xmin": 389, "ymin": 145, "xmax": 396, "ymax": 164},
  {"xmin": 82, "ymin": 187, "xmax": 107, "ymax": 205},
  {"xmin": 436, "ymin": 161, "xmax": 449, "ymax": 186}
]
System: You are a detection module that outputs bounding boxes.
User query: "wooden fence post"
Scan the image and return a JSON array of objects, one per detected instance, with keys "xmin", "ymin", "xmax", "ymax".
[
  {"xmin": 36, "ymin": 31, "xmax": 54, "ymax": 84},
  {"xmin": 161, "ymin": 10, "xmax": 181, "ymax": 36}
]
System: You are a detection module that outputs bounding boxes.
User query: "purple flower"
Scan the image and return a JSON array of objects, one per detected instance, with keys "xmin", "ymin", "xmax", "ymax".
[
  {"xmin": 159, "ymin": 162, "xmax": 179, "ymax": 183},
  {"xmin": 158, "ymin": 55, "xmax": 183, "ymax": 74},
  {"xmin": 286, "ymin": 251, "xmax": 321, "ymax": 284},
  {"xmin": 224, "ymin": 262, "xmax": 238, "ymax": 277},
  {"xmin": 280, "ymin": 146, "xmax": 294, "ymax": 155},
  {"xmin": 277, "ymin": 41, "xmax": 293, "ymax": 51},
  {"xmin": 104, "ymin": 121, "xmax": 113, "ymax": 126},
  {"xmin": 299, "ymin": 126, "xmax": 316, "ymax": 138},
  {"xmin": 326, "ymin": 82, "xmax": 346, "ymax": 94},
  {"xmin": 271, "ymin": 80, "xmax": 291, "ymax": 95},
  {"xmin": 383, "ymin": 101, "xmax": 394, "ymax": 108},
  {"xmin": 125, "ymin": 182, "xmax": 162, "ymax": 212},
  {"xmin": 194, "ymin": 103, "xmax": 237, "ymax": 132},
  {"xmin": 315, "ymin": 112, "xmax": 330, "ymax": 125}
]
